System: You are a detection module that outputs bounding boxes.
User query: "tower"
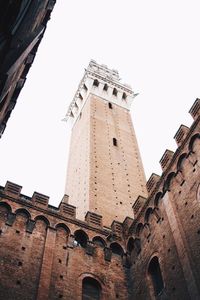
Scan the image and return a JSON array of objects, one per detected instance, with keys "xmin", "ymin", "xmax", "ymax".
[{"xmin": 65, "ymin": 60, "xmax": 147, "ymax": 226}]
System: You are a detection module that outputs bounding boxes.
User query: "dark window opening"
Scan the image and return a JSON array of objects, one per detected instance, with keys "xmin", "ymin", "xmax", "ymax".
[
  {"xmin": 93, "ymin": 79, "xmax": 99, "ymax": 87},
  {"xmin": 110, "ymin": 242, "xmax": 124, "ymax": 256},
  {"xmin": 74, "ymin": 230, "xmax": 88, "ymax": 248},
  {"xmin": 93, "ymin": 236, "xmax": 106, "ymax": 248},
  {"xmin": 122, "ymin": 92, "xmax": 127, "ymax": 100},
  {"xmin": 82, "ymin": 277, "xmax": 101, "ymax": 300},
  {"xmin": 108, "ymin": 102, "xmax": 112, "ymax": 109},
  {"xmin": 103, "ymin": 84, "xmax": 108, "ymax": 91},
  {"xmin": 83, "ymin": 84, "xmax": 88, "ymax": 91},
  {"xmin": 79, "ymin": 93, "xmax": 83, "ymax": 100},
  {"xmin": 148, "ymin": 256, "xmax": 164, "ymax": 296},
  {"xmin": 113, "ymin": 138, "xmax": 117, "ymax": 146},
  {"xmin": 113, "ymin": 88, "xmax": 118, "ymax": 96}
]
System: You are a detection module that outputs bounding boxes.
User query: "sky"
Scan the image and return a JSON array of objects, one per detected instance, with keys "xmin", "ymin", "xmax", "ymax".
[{"xmin": 0, "ymin": 0, "xmax": 199, "ymax": 207}]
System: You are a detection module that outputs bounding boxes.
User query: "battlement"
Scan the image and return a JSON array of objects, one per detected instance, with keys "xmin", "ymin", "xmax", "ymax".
[
  {"xmin": 129, "ymin": 98, "xmax": 200, "ymax": 224},
  {"xmin": 0, "ymin": 181, "xmax": 125, "ymax": 233}
]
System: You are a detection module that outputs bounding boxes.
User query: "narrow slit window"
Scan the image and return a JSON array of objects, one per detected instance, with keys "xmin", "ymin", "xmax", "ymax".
[
  {"xmin": 79, "ymin": 93, "xmax": 83, "ymax": 101},
  {"xmin": 93, "ymin": 79, "xmax": 99, "ymax": 87},
  {"xmin": 83, "ymin": 84, "xmax": 88, "ymax": 91},
  {"xmin": 113, "ymin": 88, "xmax": 118, "ymax": 96},
  {"xmin": 113, "ymin": 138, "xmax": 117, "ymax": 146},
  {"xmin": 108, "ymin": 102, "xmax": 112, "ymax": 109}
]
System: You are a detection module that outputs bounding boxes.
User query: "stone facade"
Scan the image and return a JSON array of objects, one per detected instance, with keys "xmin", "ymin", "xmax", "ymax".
[{"xmin": 0, "ymin": 0, "xmax": 56, "ymax": 137}]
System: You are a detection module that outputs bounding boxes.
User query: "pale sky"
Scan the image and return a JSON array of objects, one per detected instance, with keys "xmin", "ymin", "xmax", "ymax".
[{"xmin": 0, "ymin": 0, "xmax": 199, "ymax": 207}]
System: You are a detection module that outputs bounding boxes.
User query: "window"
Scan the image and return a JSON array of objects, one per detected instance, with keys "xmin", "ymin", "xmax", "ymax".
[
  {"xmin": 93, "ymin": 79, "xmax": 99, "ymax": 87},
  {"xmin": 148, "ymin": 256, "xmax": 164, "ymax": 296},
  {"xmin": 113, "ymin": 138, "xmax": 117, "ymax": 146},
  {"xmin": 108, "ymin": 102, "xmax": 112, "ymax": 109},
  {"xmin": 113, "ymin": 88, "xmax": 118, "ymax": 96},
  {"xmin": 122, "ymin": 92, "xmax": 127, "ymax": 100},
  {"xmin": 74, "ymin": 230, "xmax": 88, "ymax": 248},
  {"xmin": 110, "ymin": 242, "xmax": 124, "ymax": 256},
  {"xmin": 82, "ymin": 277, "xmax": 101, "ymax": 300},
  {"xmin": 83, "ymin": 84, "xmax": 88, "ymax": 91},
  {"xmin": 103, "ymin": 84, "xmax": 108, "ymax": 91}
]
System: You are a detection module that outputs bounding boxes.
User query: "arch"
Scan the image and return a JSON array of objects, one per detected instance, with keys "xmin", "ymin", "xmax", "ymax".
[
  {"xmin": 135, "ymin": 223, "xmax": 144, "ymax": 237},
  {"xmin": 148, "ymin": 256, "xmax": 164, "ymax": 296},
  {"xmin": 134, "ymin": 238, "xmax": 141, "ymax": 254},
  {"xmin": 144, "ymin": 207, "xmax": 153, "ymax": 223},
  {"xmin": 103, "ymin": 83, "xmax": 108, "ymax": 91},
  {"xmin": 110, "ymin": 242, "xmax": 124, "ymax": 256},
  {"xmin": 15, "ymin": 208, "xmax": 31, "ymax": 219},
  {"xmin": 113, "ymin": 88, "xmax": 118, "ymax": 96},
  {"xmin": 189, "ymin": 133, "xmax": 200, "ymax": 152},
  {"xmin": 127, "ymin": 237, "xmax": 134, "ymax": 253},
  {"xmin": 122, "ymin": 92, "xmax": 127, "ymax": 100},
  {"xmin": 0, "ymin": 201, "xmax": 12, "ymax": 212},
  {"xmin": 177, "ymin": 153, "xmax": 187, "ymax": 172},
  {"xmin": 74, "ymin": 229, "xmax": 88, "ymax": 248},
  {"xmin": 93, "ymin": 79, "xmax": 99, "ymax": 87},
  {"xmin": 56, "ymin": 223, "xmax": 70, "ymax": 234},
  {"xmin": 34, "ymin": 215, "xmax": 50, "ymax": 226},
  {"xmin": 163, "ymin": 172, "xmax": 176, "ymax": 194},
  {"xmin": 92, "ymin": 236, "xmax": 106, "ymax": 248},
  {"xmin": 154, "ymin": 192, "xmax": 163, "ymax": 207},
  {"xmin": 82, "ymin": 276, "xmax": 101, "ymax": 300}
]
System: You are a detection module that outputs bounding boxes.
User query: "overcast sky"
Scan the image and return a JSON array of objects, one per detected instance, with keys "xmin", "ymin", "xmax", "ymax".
[{"xmin": 0, "ymin": 0, "xmax": 199, "ymax": 207}]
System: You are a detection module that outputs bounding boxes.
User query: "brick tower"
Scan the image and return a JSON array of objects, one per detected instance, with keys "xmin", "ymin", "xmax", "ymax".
[{"xmin": 65, "ymin": 60, "xmax": 147, "ymax": 226}]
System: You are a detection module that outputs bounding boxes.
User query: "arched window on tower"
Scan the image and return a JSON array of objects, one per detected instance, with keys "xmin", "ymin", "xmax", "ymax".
[
  {"xmin": 148, "ymin": 256, "xmax": 164, "ymax": 296},
  {"xmin": 93, "ymin": 79, "xmax": 99, "ymax": 87},
  {"xmin": 82, "ymin": 277, "xmax": 101, "ymax": 300}
]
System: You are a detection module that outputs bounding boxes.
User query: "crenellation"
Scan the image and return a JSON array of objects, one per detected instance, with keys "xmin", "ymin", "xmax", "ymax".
[
  {"xmin": 32, "ymin": 191, "xmax": 49, "ymax": 207},
  {"xmin": 174, "ymin": 124, "xmax": 190, "ymax": 146},
  {"xmin": 189, "ymin": 98, "xmax": 200, "ymax": 120},
  {"xmin": 159, "ymin": 149, "xmax": 175, "ymax": 171},
  {"xmin": 146, "ymin": 173, "xmax": 160, "ymax": 194},
  {"xmin": 85, "ymin": 211, "xmax": 102, "ymax": 227},
  {"xmin": 5, "ymin": 181, "xmax": 22, "ymax": 198}
]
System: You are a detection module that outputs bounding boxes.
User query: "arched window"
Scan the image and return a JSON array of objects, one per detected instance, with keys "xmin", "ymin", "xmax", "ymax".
[
  {"xmin": 148, "ymin": 256, "xmax": 164, "ymax": 296},
  {"xmin": 110, "ymin": 242, "xmax": 124, "ymax": 256},
  {"xmin": 92, "ymin": 236, "xmax": 106, "ymax": 248},
  {"xmin": 93, "ymin": 79, "xmax": 99, "ymax": 87},
  {"xmin": 82, "ymin": 277, "xmax": 101, "ymax": 300},
  {"xmin": 74, "ymin": 230, "xmax": 88, "ymax": 248}
]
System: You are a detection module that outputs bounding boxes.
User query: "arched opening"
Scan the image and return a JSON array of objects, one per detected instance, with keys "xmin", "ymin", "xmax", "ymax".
[
  {"xmin": 189, "ymin": 133, "xmax": 200, "ymax": 152},
  {"xmin": 110, "ymin": 242, "xmax": 124, "ymax": 256},
  {"xmin": 92, "ymin": 236, "xmax": 106, "ymax": 248},
  {"xmin": 144, "ymin": 207, "xmax": 153, "ymax": 223},
  {"xmin": 154, "ymin": 192, "xmax": 162, "ymax": 207},
  {"xmin": 177, "ymin": 153, "xmax": 187, "ymax": 172},
  {"xmin": 103, "ymin": 84, "xmax": 108, "ymax": 91},
  {"xmin": 163, "ymin": 172, "xmax": 175, "ymax": 194},
  {"xmin": 93, "ymin": 79, "xmax": 99, "ymax": 87},
  {"xmin": 127, "ymin": 237, "xmax": 134, "ymax": 254},
  {"xmin": 74, "ymin": 230, "xmax": 88, "ymax": 248},
  {"xmin": 113, "ymin": 88, "xmax": 118, "ymax": 96},
  {"xmin": 82, "ymin": 277, "xmax": 101, "ymax": 300},
  {"xmin": 122, "ymin": 92, "xmax": 127, "ymax": 100},
  {"xmin": 148, "ymin": 256, "xmax": 164, "ymax": 296}
]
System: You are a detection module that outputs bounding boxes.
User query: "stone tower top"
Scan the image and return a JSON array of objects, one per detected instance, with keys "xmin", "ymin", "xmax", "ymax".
[{"xmin": 65, "ymin": 60, "xmax": 137, "ymax": 125}]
